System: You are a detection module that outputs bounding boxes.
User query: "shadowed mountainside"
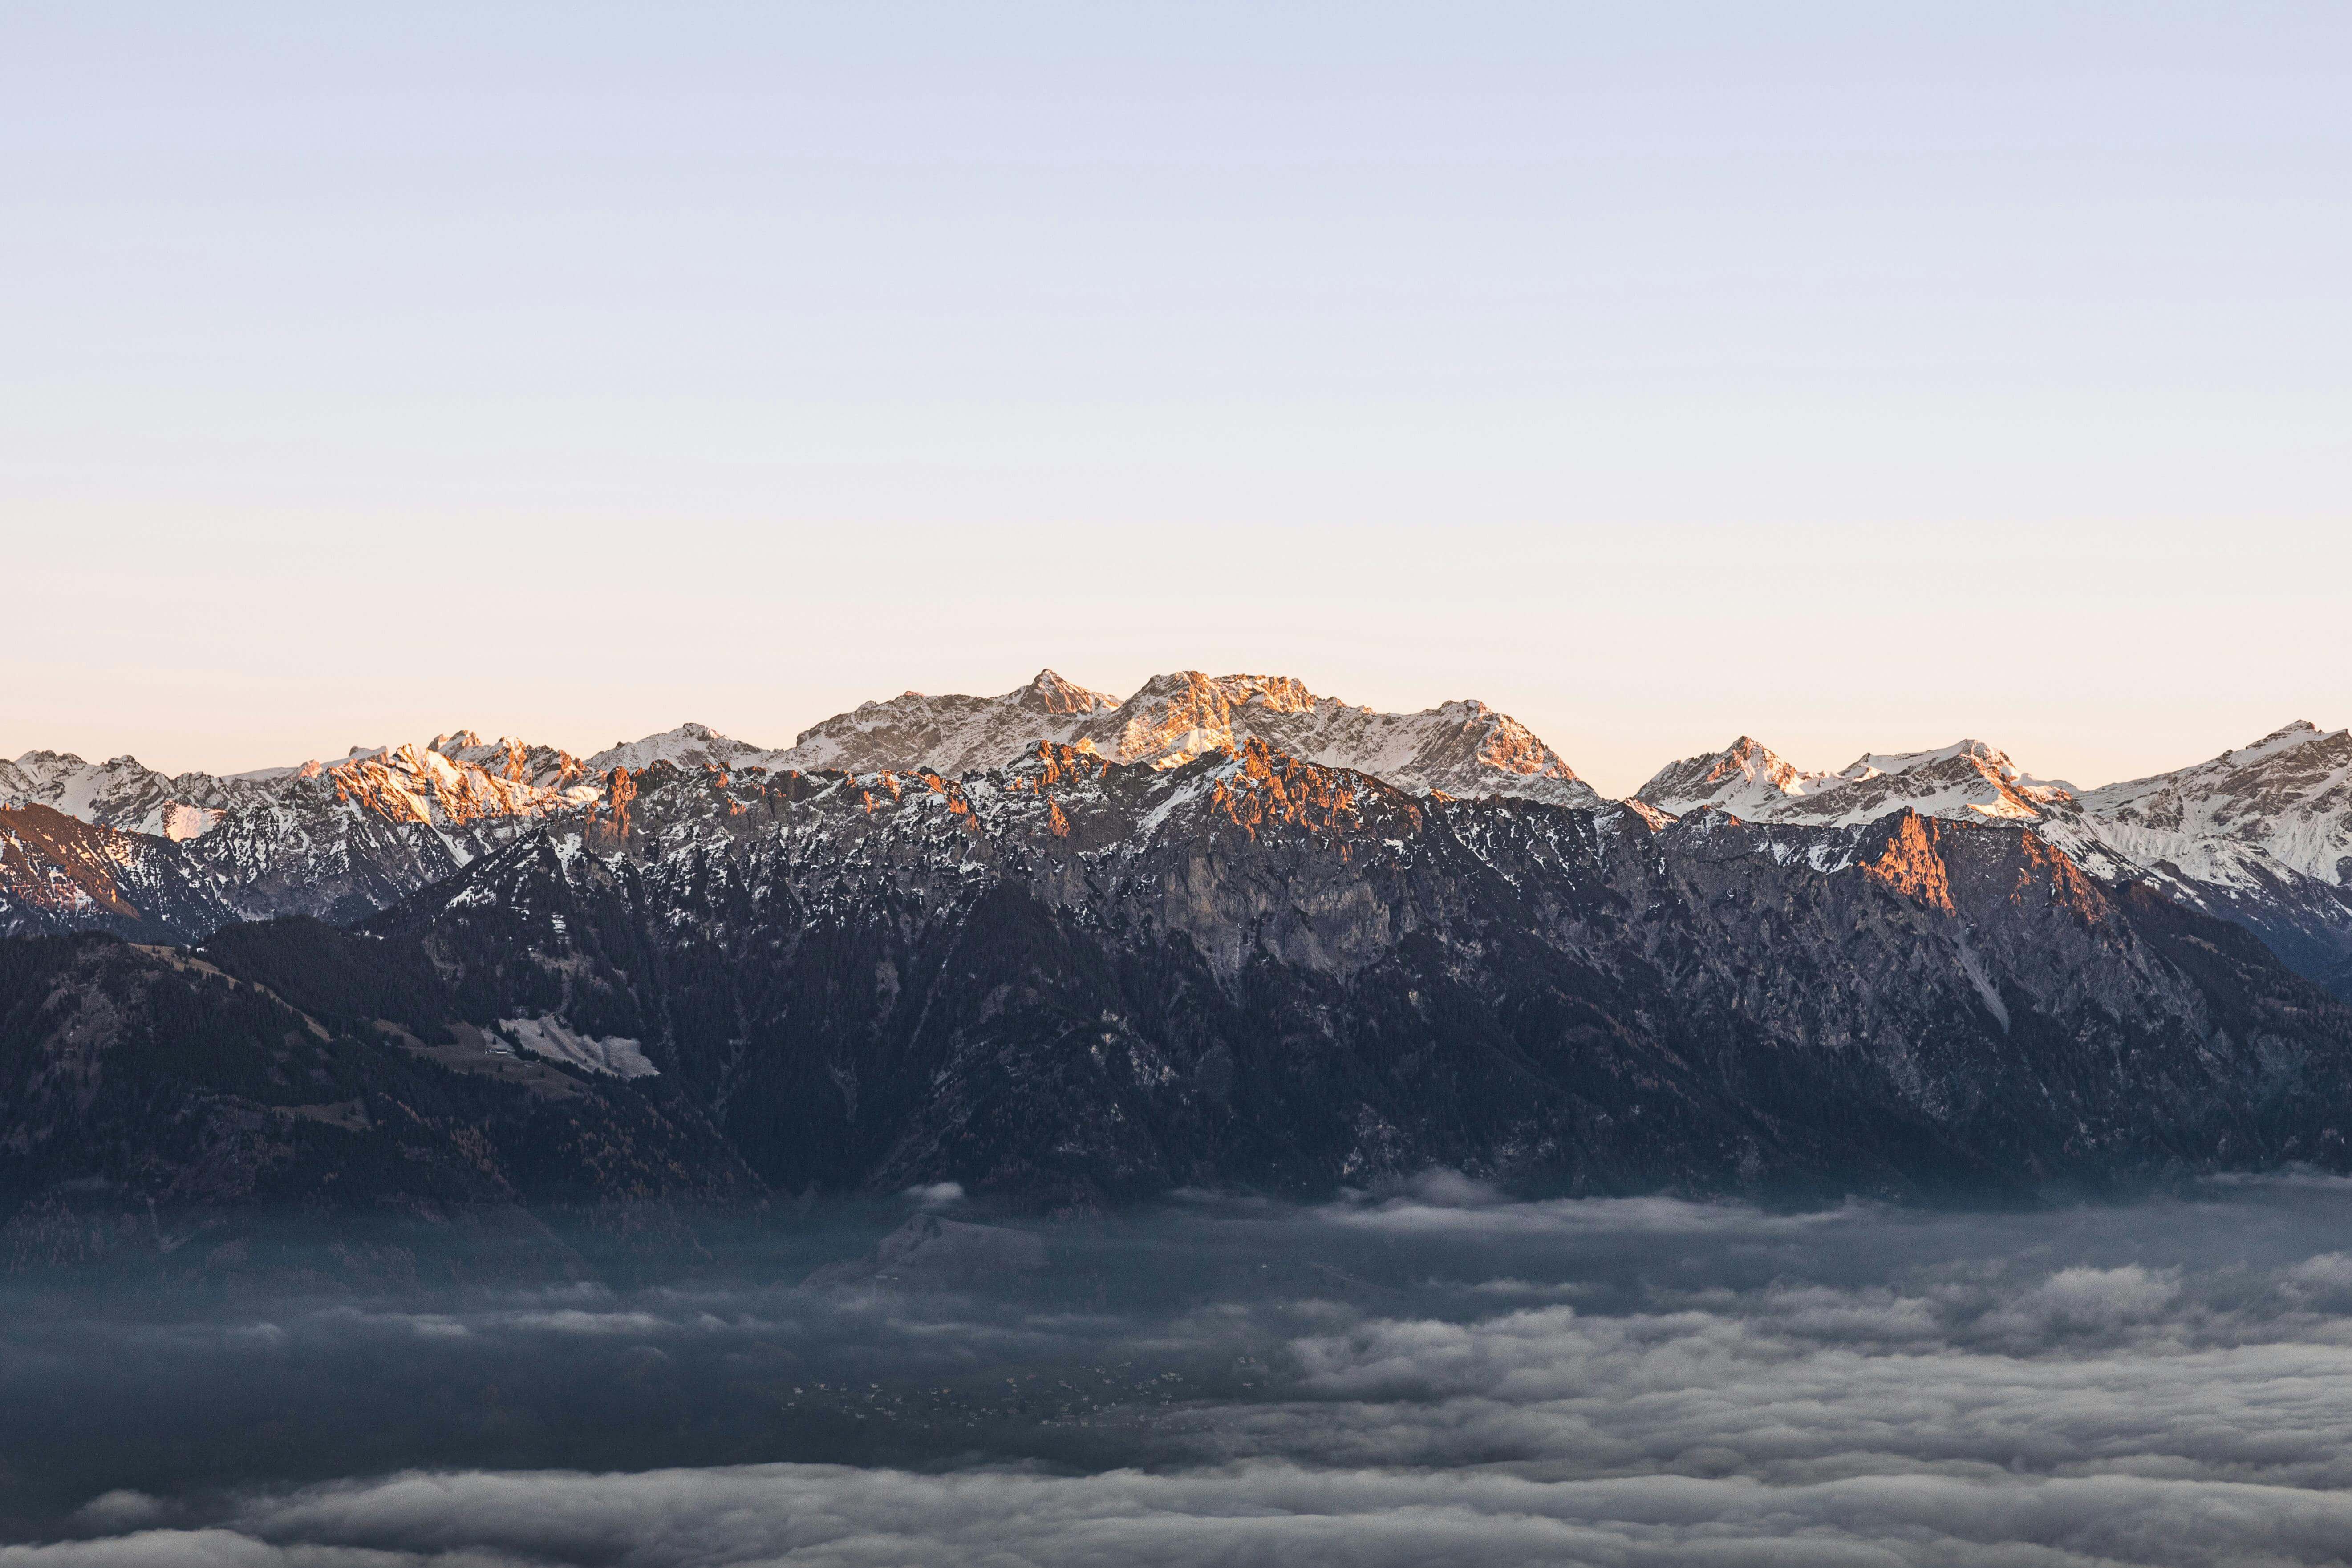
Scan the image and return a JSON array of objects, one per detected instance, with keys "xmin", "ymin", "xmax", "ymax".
[{"xmin": 9, "ymin": 740, "xmax": 2344, "ymax": 1250}]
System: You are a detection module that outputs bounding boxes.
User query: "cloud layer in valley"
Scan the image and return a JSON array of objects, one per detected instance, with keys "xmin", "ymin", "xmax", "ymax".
[{"xmin": 16, "ymin": 1180, "xmax": 2352, "ymax": 1565}]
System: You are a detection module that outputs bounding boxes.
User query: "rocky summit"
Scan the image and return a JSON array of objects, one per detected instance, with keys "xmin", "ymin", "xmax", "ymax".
[
  {"xmin": 1639, "ymin": 721, "xmax": 2352, "ymax": 999},
  {"xmin": 6, "ymin": 674, "xmax": 2352, "ymax": 1244}
]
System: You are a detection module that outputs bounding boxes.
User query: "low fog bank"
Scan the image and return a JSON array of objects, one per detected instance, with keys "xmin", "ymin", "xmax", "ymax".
[{"xmin": 14, "ymin": 1177, "xmax": 2352, "ymax": 1564}]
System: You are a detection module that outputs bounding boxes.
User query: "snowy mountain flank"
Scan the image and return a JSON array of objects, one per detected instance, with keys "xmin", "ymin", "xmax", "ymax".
[
  {"xmin": 588, "ymin": 669, "xmax": 1599, "ymax": 808},
  {"xmin": 1635, "ymin": 735, "xmax": 2074, "ymax": 828},
  {"xmin": 15, "ymin": 734, "xmax": 2352, "ymax": 1223},
  {"xmin": 1637, "ymin": 721, "xmax": 2352, "ymax": 996},
  {"xmin": 0, "ymin": 731, "xmax": 594, "ymax": 843},
  {"xmin": 0, "ymin": 670, "xmax": 1590, "ymax": 942},
  {"xmin": 0, "ymin": 731, "xmax": 604, "ymax": 934},
  {"xmin": 10, "ymin": 676, "xmax": 2352, "ymax": 1219},
  {"xmin": 4, "ymin": 673, "xmax": 2351, "ymax": 997}
]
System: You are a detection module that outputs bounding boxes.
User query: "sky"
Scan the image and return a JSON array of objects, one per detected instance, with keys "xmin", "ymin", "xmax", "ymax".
[{"xmin": 3, "ymin": 2, "xmax": 2348, "ymax": 798}]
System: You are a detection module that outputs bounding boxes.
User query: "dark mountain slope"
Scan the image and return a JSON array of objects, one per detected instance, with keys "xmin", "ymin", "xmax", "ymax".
[
  {"xmin": 11, "ymin": 702, "xmax": 2352, "ymax": 1009},
  {"xmin": 0, "ymin": 932, "xmax": 762, "ymax": 1267},
  {"xmin": 0, "ymin": 805, "xmax": 237, "ymax": 942},
  {"xmin": 154, "ymin": 742, "xmax": 2352, "ymax": 1212}
]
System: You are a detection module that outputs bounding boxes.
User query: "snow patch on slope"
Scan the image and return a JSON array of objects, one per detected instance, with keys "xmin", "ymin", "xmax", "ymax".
[
  {"xmin": 500, "ymin": 1016, "xmax": 658, "ymax": 1078},
  {"xmin": 2074, "ymin": 721, "xmax": 2352, "ymax": 890},
  {"xmin": 1639, "ymin": 737, "xmax": 2068, "ymax": 831}
]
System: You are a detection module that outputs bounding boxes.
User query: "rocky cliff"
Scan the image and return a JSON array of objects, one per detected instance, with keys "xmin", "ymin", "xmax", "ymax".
[
  {"xmin": 8, "ymin": 740, "xmax": 2322, "ymax": 1227},
  {"xmin": 1642, "ymin": 723, "xmax": 2352, "ymax": 999}
]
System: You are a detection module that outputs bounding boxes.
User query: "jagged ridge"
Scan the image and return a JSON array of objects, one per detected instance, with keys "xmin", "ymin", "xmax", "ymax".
[{"xmin": 1639, "ymin": 723, "xmax": 2352, "ymax": 997}]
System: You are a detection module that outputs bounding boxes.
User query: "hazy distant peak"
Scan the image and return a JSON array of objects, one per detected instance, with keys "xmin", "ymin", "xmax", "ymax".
[
  {"xmin": 624, "ymin": 667, "xmax": 1602, "ymax": 807},
  {"xmin": 1021, "ymin": 669, "xmax": 1121, "ymax": 716},
  {"xmin": 582, "ymin": 723, "xmax": 770, "ymax": 775},
  {"xmin": 1636, "ymin": 736, "xmax": 1824, "ymax": 817}
]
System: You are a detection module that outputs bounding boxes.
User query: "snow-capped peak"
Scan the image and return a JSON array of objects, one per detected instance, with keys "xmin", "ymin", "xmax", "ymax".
[
  {"xmin": 1024, "ymin": 669, "xmax": 1122, "ymax": 717},
  {"xmin": 1625, "ymin": 716, "xmax": 2352, "ymax": 991},
  {"xmin": 2219, "ymin": 719, "xmax": 2329, "ymax": 769},
  {"xmin": 583, "ymin": 723, "xmax": 780, "ymax": 776},
  {"xmin": 2073, "ymin": 720, "xmax": 2352, "ymax": 889},
  {"xmin": 430, "ymin": 731, "xmax": 589, "ymax": 790},
  {"xmin": 1, "ymin": 749, "xmax": 233, "ymax": 840},
  {"xmin": 617, "ymin": 669, "xmax": 1598, "ymax": 808},
  {"xmin": 1637, "ymin": 735, "xmax": 2068, "ymax": 828},
  {"xmin": 1637, "ymin": 737, "xmax": 1829, "ymax": 817},
  {"xmin": 1837, "ymin": 738, "xmax": 2010, "ymax": 782}
]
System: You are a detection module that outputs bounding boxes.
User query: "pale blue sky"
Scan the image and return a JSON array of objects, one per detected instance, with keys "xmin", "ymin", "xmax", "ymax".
[{"xmin": 4, "ymin": 2, "xmax": 2348, "ymax": 794}]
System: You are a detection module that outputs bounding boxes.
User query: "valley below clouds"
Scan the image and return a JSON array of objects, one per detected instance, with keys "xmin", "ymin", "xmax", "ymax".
[{"xmin": 16, "ymin": 1178, "xmax": 2352, "ymax": 1565}]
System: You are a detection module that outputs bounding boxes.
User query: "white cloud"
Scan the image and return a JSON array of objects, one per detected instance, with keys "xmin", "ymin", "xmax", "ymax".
[
  {"xmin": 27, "ymin": 1462, "xmax": 2352, "ymax": 1568},
  {"xmin": 24, "ymin": 1183, "xmax": 2352, "ymax": 1566}
]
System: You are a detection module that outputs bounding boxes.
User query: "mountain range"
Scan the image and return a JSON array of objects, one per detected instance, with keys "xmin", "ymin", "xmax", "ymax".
[
  {"xmin": 4, "ymin": 669, "xmax": 2352, "ymax": 1245},
  {"xmin": 1636, "ymin": 723, "xmax": 2352, "ymax": 998},
  {"xmin": 6, "ymin": 669, "xmax": 2344, "ymax": 997},
  {"xmin": 0, "ymin": 671, "xmax": 1595, "ymax": 944}
]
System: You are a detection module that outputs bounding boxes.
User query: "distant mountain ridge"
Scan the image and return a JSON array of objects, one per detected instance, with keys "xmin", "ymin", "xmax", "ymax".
[
  {"xmin": 585, "ymin": 669, "xmax": 1598, "ymax": 808},
  {"xmin": 0, "ymin": 731, "xmax": 595, "ymax": 841},
  {"xmin": 1637, "ymin": 721, "xmax": 2352, "ymax": 997},
  {"xmin": 0, "ymin": 669, "xmax": 1597, "ymax": 953},
  {"xmin": 0, "ymin": 733, "xmax": 603, "ymax": 940},
  {"xmin": 12, "ymin": 736, "xmax": 2352, "ymax": 1237},
  {"xmin": 0, "ymin": 670, "xmax": 1591, "ymax": 850},
  {"xmin": 5, "ymin": 675, "xmax": 2352, "ymax": 997},
  {"xmin": 1637, "ymin": 735, "xmax": 2076, "ymax": 827},
  {"xmin": 10, "ymin": 682, "xmax": 2352, "ymax": 1232}
]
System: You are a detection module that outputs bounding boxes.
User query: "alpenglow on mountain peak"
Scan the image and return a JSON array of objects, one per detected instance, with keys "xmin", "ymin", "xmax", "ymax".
[
  {"xmin": 1638, "ymin": 734, "xmax": 2071, "ymax": 824},
  {"xmin": 11, "ymin": 677, "xmax": 2352, "ymax": 1000},
  {"xmin": 587, "ymin": 669, "xmax": 1599, "ymax": 808},
  {"xmin": 1630, "ymin": 721, "xmax": 2352, "ymax": 998},
  {"xmin": 0, "ymin": 666, "xmax": 1603, "ymax": 964},
  {"xmin": 0, "ymin": 668, "xmax": 1593, "ymax": 857}
]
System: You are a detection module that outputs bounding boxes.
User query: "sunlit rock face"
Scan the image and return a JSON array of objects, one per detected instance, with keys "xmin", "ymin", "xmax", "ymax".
[
  {"xmin": 0, "ymin": 733, "xmax": 604, "ymax": 936},
  {"xmin": 698, "ymin": 669, "xmax": 1125, "ymax": 779},
  {"xmin": 109, "ymin": 739, "xmax": 2343, "ymax": 1211},
  {"xmin": 1638, "ymin": 735, "xmax": 2074, "ymax": 827},
  {"xmin": 7, "ymin": 677, "xmax": 2352, "ymax": 1212},
  {"xmin": 1638, "ymin": 722, "xmax": 2352, "ymax": 999},
  {"xmin": 0, "ymin": 667, "xmax": 1592, "ymax": 937},
  {"xmin": 1069, "ymin": 671, "xmax": 1595, "ymax": 807},
  {"xmin": 0, "ymin": 731, "xmax": 594, "ymax": 843},
  {"xmin": 4, "ymin": 727, "xmax": 2352, "ymax": 1221},
  {"xmin": 595, "ymin": 669, "xmax": 1600, "ymax": 808},
  {"xmin": 0, "ymin": 804, "xmax": 239, "ymax": 940},
  {"xmin": 0, "ymin": 751, "xmax": 251, "ymax": 841}
]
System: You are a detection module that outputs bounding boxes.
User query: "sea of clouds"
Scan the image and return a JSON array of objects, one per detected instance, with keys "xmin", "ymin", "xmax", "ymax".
[{"xmin": 14, "ymin": 1175, "xmax": 2352, "ymax": 1565}]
